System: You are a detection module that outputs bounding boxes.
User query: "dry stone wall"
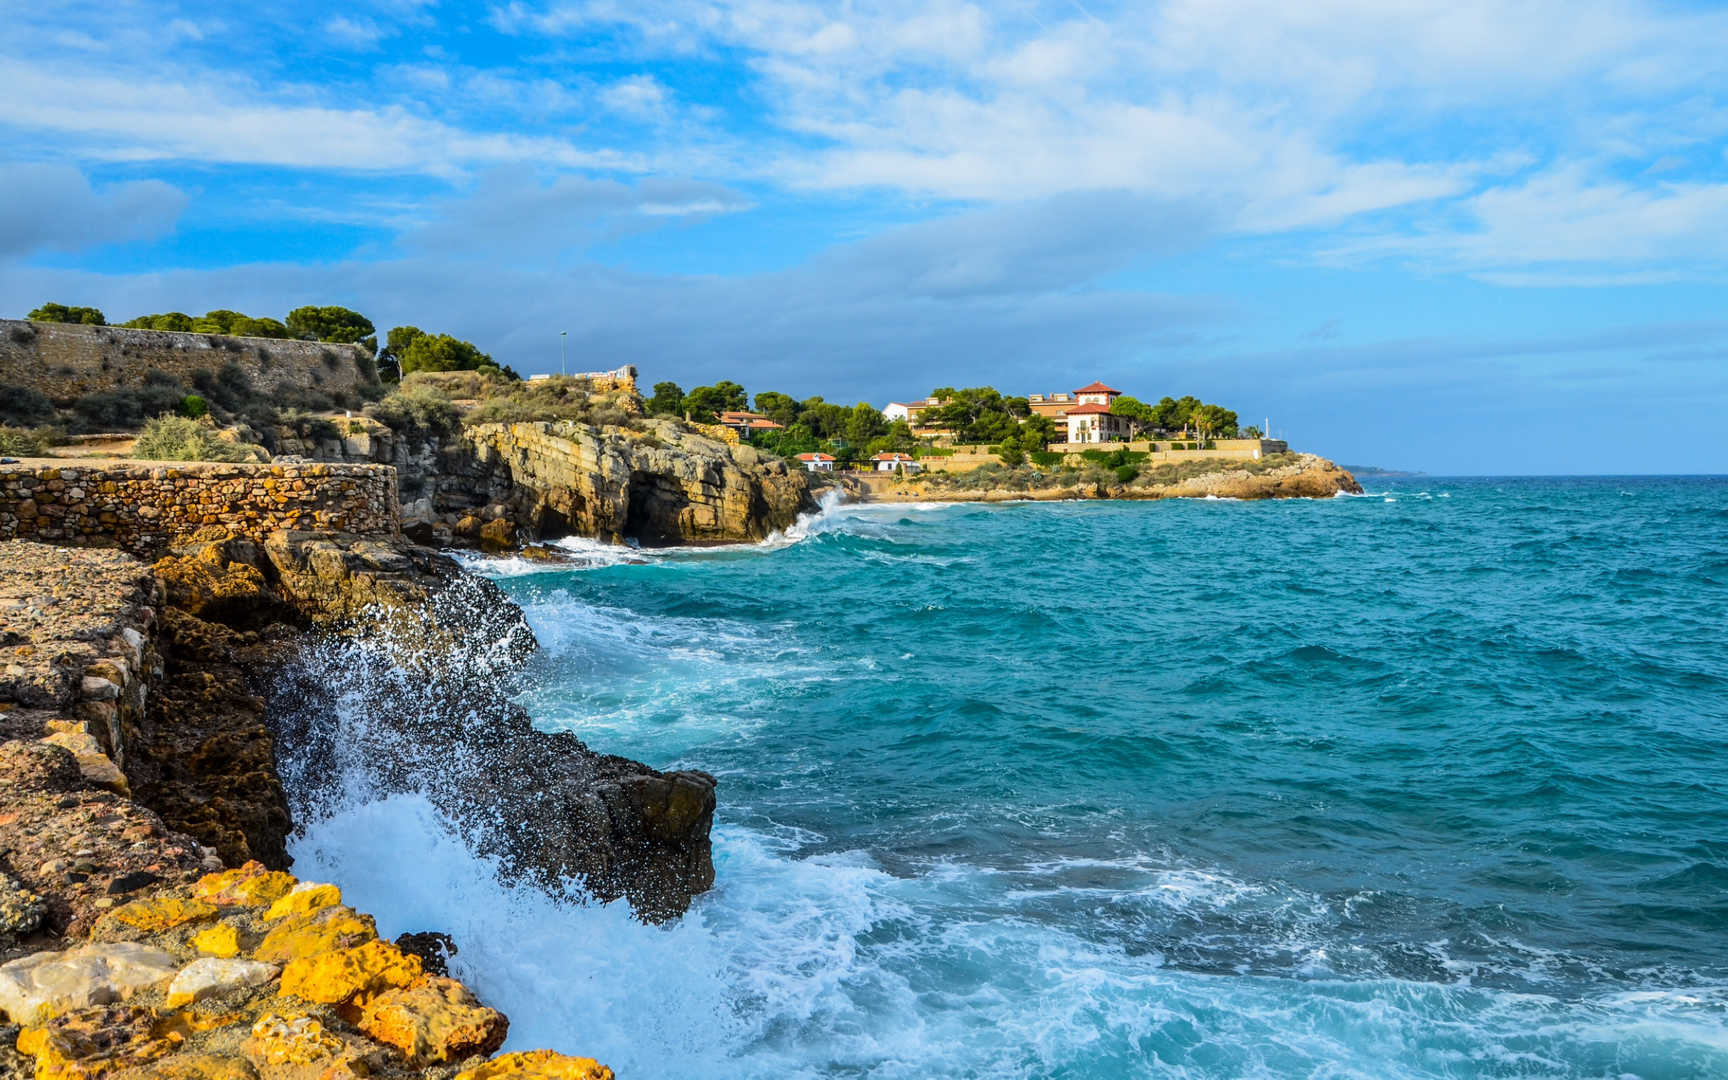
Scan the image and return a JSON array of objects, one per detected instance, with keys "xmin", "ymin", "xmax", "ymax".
[
  {"xmin": 0, "ymin": 462, "xmax": 399, "ymax": 558},
  {"xmin": 0, "ymin": 319, "xmax": 373, "ymax": 403}
]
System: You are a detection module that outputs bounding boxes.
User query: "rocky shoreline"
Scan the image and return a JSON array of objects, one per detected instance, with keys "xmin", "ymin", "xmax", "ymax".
[
  {"xmin": 856, "ymin": 452, "xmax": 1362, "ymax": 503},
  {"xmin": 0, "ymin": 522, "xmax": 717, "ymax": 1079}
]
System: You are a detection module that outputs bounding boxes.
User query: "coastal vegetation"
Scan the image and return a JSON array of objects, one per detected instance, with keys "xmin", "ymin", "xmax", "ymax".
[
  {"xmin": 367, "ymin": 372, "xmax": 634, "ymax": 435},
  {"xmin": 132, "ymin": 414, "xmax": 266, "ymax": 462}
]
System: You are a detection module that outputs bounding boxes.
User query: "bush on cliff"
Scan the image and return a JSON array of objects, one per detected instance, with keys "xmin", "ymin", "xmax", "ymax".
[
  {"xmin": 70, "ymin": 372, "xmax": 192, "ymax": 433},
  {"xmin": 368, "ymin": 385, "xmax": 460, "ymax": 436},
  {"xmin": 133, "ymin": 414, "xmax": 264, "ymax": 462}
]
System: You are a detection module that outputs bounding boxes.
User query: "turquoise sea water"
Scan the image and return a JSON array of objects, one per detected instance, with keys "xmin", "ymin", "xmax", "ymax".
[{"xmin": 291, "ymin": 478, "xmax": 1728, "ymax": 1078}]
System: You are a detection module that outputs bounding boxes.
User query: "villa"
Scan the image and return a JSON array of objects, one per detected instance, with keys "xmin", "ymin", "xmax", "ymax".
[
  {"xmin": 715, "ymin": 410, "xmax": 786, "ymax": 436},
  {"xmin": 796, "ymin": 452, "xmax": 836, "ymax": 472},
  {"xmin": 880, "ymin": 380, "xmax": 1139, "ymax": 445},
  {"xmin": 873, "ymin": 452, "xmax": 923, "ymax": 473},
  {"xmin": 1063, "ymin": 382, "xmax": 1129, "ymax": 444}
]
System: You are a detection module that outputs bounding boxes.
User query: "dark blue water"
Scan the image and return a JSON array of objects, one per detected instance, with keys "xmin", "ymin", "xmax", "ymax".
[{"xmin": 295, "ymin": 478, "xmax": 1728, "ymax": 1077}]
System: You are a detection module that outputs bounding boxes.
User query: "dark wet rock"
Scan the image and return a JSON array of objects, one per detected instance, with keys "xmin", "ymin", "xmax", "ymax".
[{"xmin": 393, "ymin": 932, "xmax": 456, "ymax": 978}]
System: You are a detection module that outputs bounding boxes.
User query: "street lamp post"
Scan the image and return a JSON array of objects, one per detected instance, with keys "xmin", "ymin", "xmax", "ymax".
[{"xmin": 560, "ymin": 330, "xmax": 567, "ymax": 377}]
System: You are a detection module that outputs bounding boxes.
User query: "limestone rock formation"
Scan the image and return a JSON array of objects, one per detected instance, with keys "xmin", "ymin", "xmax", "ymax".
[
  {"xmin": 281, "ymin": 416, "xmax": 817, "ymax": 548},
  {"xmin": 455, "ymin": 420, "xmax": 815, "ymax": 545}
]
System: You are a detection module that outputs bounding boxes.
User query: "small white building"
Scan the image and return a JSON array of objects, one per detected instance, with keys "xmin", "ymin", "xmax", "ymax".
[
  {"xmin": 873, "ymin": 452, "xmax": 923, "ymax": 473},
  {"xmin": 882, "ymin": 402, "xmax": 914, "ymax": 423},
  {"xmin": 796, "ymin": 452, "xmax": 836, "ymax": 472}
]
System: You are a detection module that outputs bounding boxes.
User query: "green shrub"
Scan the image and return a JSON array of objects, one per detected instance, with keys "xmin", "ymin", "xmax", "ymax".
[
  {"xmin": 368, "ymin": 385, "xmax": 460, "ymax": 435},
  {"xmin": 133, "ymin": 415, "xmax": 259, "ymax": 462},
  {"xmin": 178, "ymin": 394, "xmax": 209, "ymax": 419},
  {"xmin": 0, "ymin": 426, "xmax": 49, "ymax": 456},
  {"xmin": 71, "ymin": 373, "xmax": 188, "ymax": 432},
  {"xmin": 279, "ymin": 410, "xmax": 341, "ymax": 443},
  {"xmin": 0, "ymin": 385, "xmax": 56, "ymax": 427},
  {"xmin": 1030, "ymin": 450, "xmax": 1062, "ymax": 467},
  {"xmin": 1114, "ymin": 464, "xmax": 1138, "ymax": 484}
]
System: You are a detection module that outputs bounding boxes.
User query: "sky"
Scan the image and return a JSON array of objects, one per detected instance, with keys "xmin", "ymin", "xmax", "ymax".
[{"xmin": 2, "ymin": 0, "xmax": 1726, "ymax": 474}]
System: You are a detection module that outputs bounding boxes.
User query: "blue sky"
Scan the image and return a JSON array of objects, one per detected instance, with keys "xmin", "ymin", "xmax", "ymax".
[{"xmin": 3, "ymin": 0, "xmax": 1725, "ymax": 474}]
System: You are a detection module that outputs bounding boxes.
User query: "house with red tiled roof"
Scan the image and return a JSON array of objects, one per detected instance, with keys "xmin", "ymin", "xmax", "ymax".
[
  {"xmin": 872, "ymin": 451, "xmax": 923, "ymax": 473},
  {"xmin": 715, "ymin": 410, "xmax": 786, "ymax": 435},
  {"xmin": 795, "ymin": 452, "xmax": 836, "ymax": 472},
  {"xmin": 1029, "ymin": 381, "xmax": 1132, "ymax": 443}
]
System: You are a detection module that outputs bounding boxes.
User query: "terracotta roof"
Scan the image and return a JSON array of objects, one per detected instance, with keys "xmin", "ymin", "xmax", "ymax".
[
  {"xmin": 1073, "ymin": 381, "xmax": 1122, "ymax": 395},
  {"xmin": 1066, "ymin": 402, "xmax": 1115, "ymax": 415},
  {"xmin": 746, "ymin": 419, "xmax": 784, "ymax": 429},
  {"xmin": 796, "ymin": 452, "xmax": 835, "ymax": 461},
  {"xmin": 873, "ymin": 452, "xmax": 914, "ymax": 461}
]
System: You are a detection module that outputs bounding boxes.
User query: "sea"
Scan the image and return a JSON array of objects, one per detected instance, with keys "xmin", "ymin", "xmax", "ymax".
[{"xmin": 286, "ymin": 477, "xmax": 1728, "ymax": 1079}]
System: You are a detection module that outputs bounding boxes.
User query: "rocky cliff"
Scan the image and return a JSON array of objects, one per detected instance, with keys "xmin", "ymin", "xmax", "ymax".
[
  {"xmin": 0, "ymin": 540, "xmax": 619, "ymax": 1079},
  {"xmin": 272, "ymin": 417, "xmax": 816, "ymax": 550}
]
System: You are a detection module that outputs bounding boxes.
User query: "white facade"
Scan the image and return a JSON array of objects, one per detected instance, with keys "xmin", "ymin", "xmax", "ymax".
[
  {"xmin": 1066, "ymin": 410, "xmax": 1131, "ymax": 444},
  {"xmin": 797, "ymin": 454, "xmax": 835, "ymax": 472},
  {"xmin": 882, "ymin": 402, "xmax": 913, "ymax": 422}
]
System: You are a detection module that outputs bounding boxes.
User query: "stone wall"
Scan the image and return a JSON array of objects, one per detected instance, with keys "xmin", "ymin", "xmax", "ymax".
[
  {"xmin": 0, "ymin": 319, "xmax": 374, "ymax": 404},
  {"xmin": 0, "ymin": 462, "xmax": 399, "ymax": 558}
]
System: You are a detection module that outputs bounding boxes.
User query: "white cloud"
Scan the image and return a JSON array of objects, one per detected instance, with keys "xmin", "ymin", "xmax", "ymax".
[
  {"xmin": 323, "ymin": 15, "xmax": 392, "ymax": 51},
  {"xmin": 0, "ymin": 61, "xmax": 642, "ymax": 177},
  {"xmin": 1327, "ymin": 164, "xmax": 1728, "ymax": 274},
  {"xmin": 599, "ymin": 75, "xmax": 673, "ymax": 120}
]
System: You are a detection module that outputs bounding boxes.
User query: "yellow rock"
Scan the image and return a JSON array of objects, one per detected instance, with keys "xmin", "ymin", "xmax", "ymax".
[
  {"xmin": 278, "ymin": 941, "xmax": 421, "ymax": 1006},
  {"xmin": 358, "ymin": 976, "xmax": 508, "ymax": 1066},
  {"xmin": 120, "ymin": 1052, "xmax": 259, "ymax": 1080},
  {"xmin": 243, "ymin": 1014, "xmax": 343, "ymax": 1067},
  {"xmin": 262, "ymin": 885, "xmax": 340, "ymax": 923},
  {"xmin": 252, "ymin": 907, "xmax": 376, "ymax": 966},
  {"xmin": 18, "ymin": 1004, "xmax": 183, "ymax": 1080},
  {"xmin": 192, "ymin": 924, "xmax": 241, "ymax": 959},
  {"xmin": 192, "ymin": 863, "xmax": 297, "ymax": 907},
  {"xmin": 105, "ymin": 897, "xmax": 219, "ymax": 934},
  {"xmin": 454, "ymin": 1050, "xmax": 615, "ymax": 1080}
]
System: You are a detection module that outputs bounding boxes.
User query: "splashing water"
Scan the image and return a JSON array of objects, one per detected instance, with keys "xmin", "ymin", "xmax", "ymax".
[{"xmin": 285, "ymin": 477, "xmax": 1728, "ymax": 1078}]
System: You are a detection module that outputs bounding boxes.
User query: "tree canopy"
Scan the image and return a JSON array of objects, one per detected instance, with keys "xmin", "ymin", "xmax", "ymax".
[
  {"xmin": 28, "ymin": 303, "xmax": 105, "ymax": 325},
  {"xmin": 923, "ymin": 387, "xmax": 1024, "ymax": 443},
  {"xmin": 286, "ymin": 305, "xmax": 377, "ymax": 353},
  {"xmin": 645, "ymin": 382, "xmax": 686, "ymax": 417},
  {"xmin": 683, "ymin": 381, "xmax": 748, "ymax": 422},
  {"xmin": 122, "ymin": 310, "xmax": 292, "ymax": 338},
  {"xmin": 396, "ymin": 329, "xmax": 513, "ymax": 378}
]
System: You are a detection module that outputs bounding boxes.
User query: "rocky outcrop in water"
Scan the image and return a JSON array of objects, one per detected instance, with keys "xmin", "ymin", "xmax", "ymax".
[{"xmin": 153, "ymin": 531, "xmax": 718, "ymax": 922}]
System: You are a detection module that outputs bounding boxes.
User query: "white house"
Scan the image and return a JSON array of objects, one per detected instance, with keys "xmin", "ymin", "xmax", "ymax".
[
  {"xmin": 873, "ymin": 452, "xmax": 923, "ymax": 473},
  {"xmin": 1065, "ymin": 403, "xmax": 1133, "ymax": 443},
  {"xmin": 796, "ymin": 452, "xmax": 836, "ymax": 472},
  {"xmin": 882, "ymin": 402, "xmax": 914, "ymax": 422}
]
